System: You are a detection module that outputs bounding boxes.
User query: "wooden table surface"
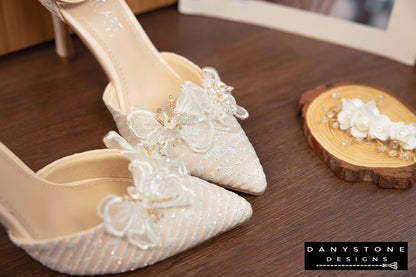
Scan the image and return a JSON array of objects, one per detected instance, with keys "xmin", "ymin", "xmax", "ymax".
[{"xmin": 1, "ymin": 5, "xmax": 416, "ymax": 277}]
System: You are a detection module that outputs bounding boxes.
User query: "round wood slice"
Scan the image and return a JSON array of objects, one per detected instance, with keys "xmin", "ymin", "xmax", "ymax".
[{"xmin": 298, "ymin": 83, "xmax": 416, "ymax": 189}]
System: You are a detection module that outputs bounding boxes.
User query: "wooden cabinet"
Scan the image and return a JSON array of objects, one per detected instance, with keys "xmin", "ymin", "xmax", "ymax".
[{"xmin": 0, "ymin": 0, "xmax": 177, "ymax": 56}]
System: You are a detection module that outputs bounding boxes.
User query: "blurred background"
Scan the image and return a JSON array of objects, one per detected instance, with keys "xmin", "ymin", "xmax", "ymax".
[
  {"xmin": 0, "ymin": 0, "xmax": 177, "ymax": 57},
  {"xmin": 261, "ymin": 0, "xmax": 395, "ymax": 30}
]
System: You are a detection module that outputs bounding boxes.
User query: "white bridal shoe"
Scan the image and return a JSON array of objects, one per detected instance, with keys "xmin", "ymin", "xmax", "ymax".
[
  {"xmin": 0, "ymin": 137, "xmax": 252, "ymax": 275},
  {"xmin": 39, "ymin": 0, "xmax": 267, "ymax": 195}
]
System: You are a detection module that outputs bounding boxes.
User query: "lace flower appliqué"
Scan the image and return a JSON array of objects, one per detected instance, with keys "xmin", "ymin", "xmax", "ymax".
[
  {"xmin": 323, "ymin": 95, "xmax": 416, "ymax": 161},
  {"xmin": 98, "ymin": 131, "xmax": 194, "ymax": 249},
  {"xmin": 126, "ymin": 67, "xmax": 248, "ymax": 156},
  {"xmin": 200, "ymin": 67, "xmax": 249, "ymax": 125}
]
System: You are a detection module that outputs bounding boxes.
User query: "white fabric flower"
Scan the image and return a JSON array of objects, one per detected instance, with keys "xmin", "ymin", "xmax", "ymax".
[
  {"xmin": 368, "ymin": 114, "xmax": 392, "ymax": 141},
  {"xmin": 202, "ymin": 67, "xmax": 249, "ymax": 122},
  {"xmin": 359, "ymin": 98, "xmax": 380, "ymax": 116},
  {"xmin": 127, "ymin": 158, "xmax": 193, "ymax": 208},
  {"xmin": 337, "ymin": 98, "xmax": 362, "ymax": 130},
  {"xmin": 127, "ymin": 106, "xmax": 214, "ymax": 156},
  {"xmin": 351, "ymin": 111, "xmax": 375, "ymax": 138},
  {"xmin": 390, "ymin": 122, "xmax": 416, "ymax": 150},
  {"xmin": 179, "ymin": 81, "xmax": 239, "ymax": 132},
  {"xmin": 97, "ymin": 194, "xmax": 159, "ymax": 250},
  {"xmin": 99, "ymin": 131, "xmax": 194, "ymax": 249},
  {"xmin": 125, "ymin": 67, "xmax": 248, "ymax": 157},
  {"xmin": 335, "ymin": 97, "xmax": 416, "ymax": 151},
  {"xmin": 338, "ymin": 98, "xmax": 379, "ymax": 137}
]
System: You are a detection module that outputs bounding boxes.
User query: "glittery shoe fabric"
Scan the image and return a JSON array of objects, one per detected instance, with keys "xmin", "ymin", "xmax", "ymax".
[
  {"xmin": 104, "ymin": 83, "xmax": 267, "ymax": 195},
  {"xmin": 172, "ymin": 124, "xmax": 267, "ymax": 194},
  {"xmin": 9, "ymin": 176, "xmax": 252, "ymax": 275}
]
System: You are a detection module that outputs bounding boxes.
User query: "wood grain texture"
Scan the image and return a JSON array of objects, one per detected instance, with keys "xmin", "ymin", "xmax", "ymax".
[
  {"xmin": 1, "ymin": 5, "xmax": 416, "ymax": 277},
  {"xmin": 0, "ymin": 0, "xmax": 54, "ymax": 55},
  {"xmin": 298, "ymin": 83, "xmax": 416, "ymax": 189}
]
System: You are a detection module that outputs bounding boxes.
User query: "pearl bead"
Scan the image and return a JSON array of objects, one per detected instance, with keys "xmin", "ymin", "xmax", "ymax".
[
  {"xmin": 375, "ymin": 125, "xmax": 384, "ymax": 133},
  {"xmin": 355, "ymin": 115, "xmax": 371, "ymax": 132},
  {"xmin": 398, "ymin": 128, "xmax": 410, "ymax": 139}
]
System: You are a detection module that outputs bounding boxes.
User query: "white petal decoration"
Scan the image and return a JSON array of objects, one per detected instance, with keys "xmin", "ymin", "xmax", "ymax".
[
  {"xmin": 180, "ymin": 119, "xmax": 214, "ymax": 152},
  {"xmin": 368, "ymin": 115, "xmax": 392, "ymax": 141},
  {"xmin": 127, "ymin": 108, "xmax": 160, "ymax": 140},
  {"xmin": 203, "ymin": 67, "xmax": 221, "ymax": 86},
  {"xmin": 129, "ymin": 159, "xmax": 154, "ymax": 192},
  {"xmin": 123, "ymin": 67, "xmax": 249, "ymax": 158},
  {"xmin": 103, "ymin": 131, "xmax": 134, "ymax": 151},
  {"xmin": 126, "ymin": 218, "xmax": 159, "ymax": 250},
  {"xmin": 337, "ymin": 110, "xmax": 353, "ymax": 130},
  {"xmin": 330, "ymin": 97, "xmax": 416, "ymax": 155},
  {"xmin": 220, "ymin": 94, "xmax": 237, "ymax": 114},
  {"xmin": 362, "ymin": 100, "xmax": 380, "ymax": 116},
  {"xmin": 235, "ymin": 105, "xmax": 249, "ymax": 120},
  {"xmin": 210, "ymin": 105, "xmax": 238, "ymax": 132},
  {"xmin": 390, "ymin": 122, "xmax": 416, "ymax": 150},
  {"xmin": 98, "ymin": 131, "xmax": 194, "ymax": 250},
  {"xmin": 350, "ymin": 127, "xmax": 368, "ymax": 138},
  {"xmin": 177, "ymin": 82, "xmax": 211, "ymax": 116},
  {"xmin": 98, "ymin": 195, "xmax": 134, "ymax": 237},
  {"xmin": 350, "ymin": 98, "xmax": 365, "ymax": 107}
]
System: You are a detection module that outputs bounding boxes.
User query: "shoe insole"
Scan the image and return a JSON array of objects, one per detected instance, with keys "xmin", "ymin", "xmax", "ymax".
[{"xmin": 0, "ymin": 143, "xmax": 130, "ymax": 241}]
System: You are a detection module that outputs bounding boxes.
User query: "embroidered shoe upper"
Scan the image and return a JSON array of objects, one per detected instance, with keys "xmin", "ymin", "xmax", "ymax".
[{"xmin": 126, "ymin": 67, "xmax": 248, "ymax": 156}]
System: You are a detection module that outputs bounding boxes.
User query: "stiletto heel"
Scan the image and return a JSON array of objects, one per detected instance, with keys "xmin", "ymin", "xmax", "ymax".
[
  {"xmin": 51, "ymin": 14, "xmax": 75, "ymax": 61},
  {"xmin": 0, "ymin": 138, "xmax": 252, "ymax": 275},
  {"xmin": 38, "ymin": 0, "xmax": 267, "ymax": 195}
]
